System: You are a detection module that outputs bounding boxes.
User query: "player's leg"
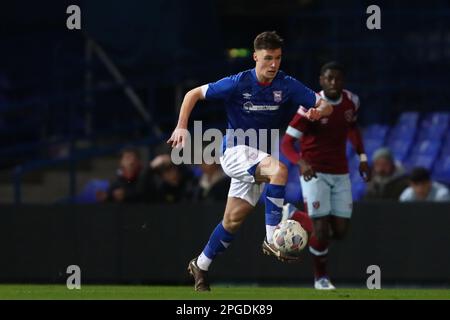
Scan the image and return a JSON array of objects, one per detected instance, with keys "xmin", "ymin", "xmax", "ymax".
[
  {"xmin": 254, "ymin": 155, "xmax": 288, "ymax": 244},
  {"xmin": 329, "ymin": 173, "xmax": 353, "ymax": 240},
  {"xmin": 189, "ymin": 195, "xmax": 255, "ymax": 291},
  {"xmin": 329, "ymin": 216, "xmax": 350, "ymax": 240},
  {"xmin": 301, "ymin": 173, "xmax": 335, "ymax": 289}
]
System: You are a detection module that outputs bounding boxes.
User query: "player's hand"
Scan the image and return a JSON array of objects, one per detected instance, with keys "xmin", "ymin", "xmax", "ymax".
[
  {"xmin": 167, "ymin": 127, "xmax": 189, "ymax": 148},
  {"xmin": 298, "ymin": 159, "xmax": 317, "ymax": 181},
  {"xmin": 305, "ymin": 108, "xmax": 322, "ymax": 121},
  {"xmin": 359, "ymin": 161, "xmax": 371, "ymax": 182}
]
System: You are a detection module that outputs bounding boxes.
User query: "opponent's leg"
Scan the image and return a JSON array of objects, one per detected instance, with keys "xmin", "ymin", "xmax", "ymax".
[
  {"xmin": 309, "ymin": 217, "xmax": 335, "ymax": 289},
  {"xmin": 188, "ymin": 197, "xmax": 253, "ymax": 291},
  {"xmin": 329, "ymin": 216, "xmax": 350, "ymax": 240}
]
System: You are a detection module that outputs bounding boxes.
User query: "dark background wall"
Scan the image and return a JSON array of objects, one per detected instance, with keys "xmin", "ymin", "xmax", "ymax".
[{"xmin": 0, "ymin": 202, "xmax": 449, "ymax": 286}]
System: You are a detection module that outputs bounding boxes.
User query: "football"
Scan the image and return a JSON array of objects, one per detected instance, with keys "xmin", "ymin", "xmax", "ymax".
[{"xmin": 272, "ymin": 219, "xmax": 308, "ymax": 255}]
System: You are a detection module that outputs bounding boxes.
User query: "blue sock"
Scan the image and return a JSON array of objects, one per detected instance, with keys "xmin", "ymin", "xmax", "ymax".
[
  {"xmin": 265, "ymin": 184, "xmax": 285, "ymax": 242},
  {"xmin": 202, "ymin": 222, "xmax": 235, "ymax": 260}
]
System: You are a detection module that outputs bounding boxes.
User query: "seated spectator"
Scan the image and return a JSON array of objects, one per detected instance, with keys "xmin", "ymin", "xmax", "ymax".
[
  {"xmin": 399, "ymin": 167, "xmax": 450, "ymax": 202},
  {"xmin": 197, "ymin": 162, "xmax": 230, "ymax": 202},
  {"xmin": 364, "ymin": 147, "xmax": 409, "ymax": 200},
  {"xmin": 96, "ymin": 147, "xmax": 143, "ymax": 203},
  {"xmin": 138, "ymin": 154, "xmax": 199, "ymax": 204}
]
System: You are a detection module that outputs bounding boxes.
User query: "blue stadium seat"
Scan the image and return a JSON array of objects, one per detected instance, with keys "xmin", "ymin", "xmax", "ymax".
[
  {"xmin": 387, "ymin": 138, "xmax": 414, "ymax": 162},
  {"xmin": 405, "ymin": 154, "xmax": 437, "ymax": 171},
  {"xmin": 363, "ymin": 124, "xmax": 390, "ymax": 141},
  {"xmin": 352, "ymin": 180, "xmax": 366, "ymax": 201},
  {"xmin": 74, "ymin": 179, "xmax": 110, "ymax": 204},
  {"xmin": 417, "ymin": 112, "xmax": 450, "ymax": 140},
  {"xmin": 397, "ymin": 111, "xmax": 420, "ymax": 127},
  {"xmin": 388, "ymin": 124, "xmax": 417, "ymax": 141},
  {"xmin": 410, "ymin": 139, "xmax": 441, "ymax": 158},
  {"xmin": 432, "ymin": 154, "xmax": 450, "ymax": 184}
]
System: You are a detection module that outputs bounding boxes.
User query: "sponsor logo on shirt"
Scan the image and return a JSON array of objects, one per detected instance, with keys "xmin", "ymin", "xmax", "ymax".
[
  {"xmin": 242, "ymin": 102, "xmax": 279, "ymax": 112},
  {"xmin": 273, "ymin": 91, "xmax": 282, "ymax": 102}
]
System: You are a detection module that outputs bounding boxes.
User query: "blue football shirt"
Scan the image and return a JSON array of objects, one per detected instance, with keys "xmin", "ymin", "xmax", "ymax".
[{"xmin": 202, "ymin": 68, "xmax": 318, "ymax": 154}]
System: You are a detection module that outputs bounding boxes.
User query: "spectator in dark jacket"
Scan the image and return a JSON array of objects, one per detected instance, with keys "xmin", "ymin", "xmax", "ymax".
[
  {"xmin": 364, "ymin": 147, "xmax": 409, "ymax": 200},
  {"xmin": 96, "ymin": 147, "xmax": 143, "ymax": 203},
  {"xmin": 138, "ymin": 154, "xmax": 199, "ymax": 204},
  {"xmin": 197, "ymin": 162, "xmax": 230, "ymax": 202}
]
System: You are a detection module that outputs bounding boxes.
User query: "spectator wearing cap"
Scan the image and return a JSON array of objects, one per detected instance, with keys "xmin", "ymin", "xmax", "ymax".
[
  {"xmin": 364, "ymin": 147, "xmax": 409, "ymax": 200},
  {"xmin": 399, "ymin": 167, "xmax": 450, "ymax": 202}
]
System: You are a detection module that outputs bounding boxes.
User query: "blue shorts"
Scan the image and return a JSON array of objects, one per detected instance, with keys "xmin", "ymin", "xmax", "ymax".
[{"xmin": 300, "ymin": 173, "xmax": 353, "ymax": 219}]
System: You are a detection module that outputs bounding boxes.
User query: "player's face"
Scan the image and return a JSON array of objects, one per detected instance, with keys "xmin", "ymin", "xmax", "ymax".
[
  {"xmin": 320, "ymin": 69, "xmax": 344, "ymax": 100},
  {"xmin": 411, "ymin": 181, "xmax": 432, "ymax": 200},
  {"xmin": 253, "ymin": 48, "xmax": 282, "ymax": 82}
]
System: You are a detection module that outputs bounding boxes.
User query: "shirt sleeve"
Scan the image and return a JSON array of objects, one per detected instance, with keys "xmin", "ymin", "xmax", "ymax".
[
  {"xmin": 286, "ymin": 76, "xmax": 318, "ymax": 109},
  {"xmin": 399, "ymin": 188, "xmax": 413, "ymax": 202},
  {"xmin": 436, "ymin": 187, "xmax": 450, "ymax": 202},
  {"xmin": 203, "ymin": 74, "xmax": 240, "ymax": 101}
]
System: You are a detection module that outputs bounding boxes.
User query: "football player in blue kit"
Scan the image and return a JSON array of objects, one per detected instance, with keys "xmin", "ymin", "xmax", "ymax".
[{"xmin": 167, "ymin": 31, "xmax": 333, "ymax": 291}]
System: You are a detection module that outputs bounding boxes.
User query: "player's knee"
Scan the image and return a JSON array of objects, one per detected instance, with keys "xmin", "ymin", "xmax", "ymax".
[
  {"xmin": 223, "ymin": 214, "xmax": 244, "ymax": 233},
  {"xmin": 270, "ymin": 160, "xmax": 287, "ymax": 183},
  {"xmin": 332, "ymin": 226, "xmax": 348, "ymax": 240},
  {"xmin": 315, "ymin": 228, "xmax": 329, "ymax": 243}
]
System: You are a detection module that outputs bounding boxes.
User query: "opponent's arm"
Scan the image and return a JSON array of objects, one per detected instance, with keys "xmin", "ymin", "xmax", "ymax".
[
  {"xmin": 348, "ymin": 124, "xmax": 370, "ymax": 182},
  {"xmin": 167, "ymin": 86, "xmax": 205, "ymax": 148}
]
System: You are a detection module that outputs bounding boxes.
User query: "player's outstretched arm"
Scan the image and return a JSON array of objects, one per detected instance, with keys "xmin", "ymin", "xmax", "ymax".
[
  {"xmin": 167, "ymin": 86, "xmax": 205, "ymax": 148},
  {"xmin": 306, "ymin": 99, "xmax": 333, "ymax": 121}
]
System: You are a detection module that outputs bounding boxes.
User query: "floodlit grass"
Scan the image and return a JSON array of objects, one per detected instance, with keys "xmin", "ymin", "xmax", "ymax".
[{"xmin": 0, "ymin": 285, "xmax": 449, "ymax": 300}]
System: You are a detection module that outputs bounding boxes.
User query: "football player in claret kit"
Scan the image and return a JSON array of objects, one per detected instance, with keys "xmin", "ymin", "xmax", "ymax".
[
  {"xmin": 167, "ymin": 31, "xmax": 333, "ymax": 291},
  {"xmin": 281, "ymin": 61, "xmax": 371, "ymax": 290}
]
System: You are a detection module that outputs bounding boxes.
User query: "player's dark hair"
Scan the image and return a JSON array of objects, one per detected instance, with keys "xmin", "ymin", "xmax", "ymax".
[
  {"xmin": 254, "ymin": 31, "xmax": 284, "ymax": 50},
  {"xmin": 320, "ymin": 61, "xmax": 345, "ymax": 75},
  {"xmin": 409, "ymin": 167, "xmax": 431, "ymax": 183}
]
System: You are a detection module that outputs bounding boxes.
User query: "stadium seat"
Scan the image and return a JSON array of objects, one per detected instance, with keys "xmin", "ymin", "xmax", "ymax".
[
  {"xmin": 352, "ymin": 179, "xmax": 366, "ymax": 201},
  {"xmin": 387, "ymin": 138, "xmax": 414, "ymax": 162},
  {"xmin": 363, "ymin": 124, "xmax": 390, "ymax": 141},
  {"xmin": 404, "ymin": 154, "xmax": 437, "ymax": 171},
  {"xmin": 74, "ymin": 179, "xmax": 110, "ymax": 204},
  {"xmin": 388, "ymin": 124, "xmax": 417, "ymax": 141},
  {"xmin": 397, "ymin": 111, "xmax": 420, "ymax": 127},
  {"xmin": 417, "ymin": 112, "xmax": 450, "ymax": 140},
  {"xmin": 432, "ymin": 154, "xmax": 450, "ymax": 184},
  {"xmin": 410, "ymin": 139, "xmax": 441, "ymax": 158}
]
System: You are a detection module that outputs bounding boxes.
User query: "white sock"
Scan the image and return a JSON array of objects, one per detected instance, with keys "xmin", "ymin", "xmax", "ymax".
[
  {"xmin": 196, "ymin": 252, "xmax": 212, "ymax": 271},
  {"xmin": 266, "ymin": 225, "xmax": 277, "ymax": 244}
]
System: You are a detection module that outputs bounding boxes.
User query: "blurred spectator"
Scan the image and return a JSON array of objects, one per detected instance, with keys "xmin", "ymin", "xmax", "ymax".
[
  {"xmin": 138, "ymin": 154, "xmax": 199, "ymax": 203},
  {"xmin": 364, "ymin": 147, "xmax": 409, "ymax": 200},
  {"xmin": 96, "ymin": 147, "xmax": 143, "ymax": 203},
  {"xmin": 399, "ymin": 167, "xmax": 450, "ymax": 202},
  {"xmin": 197, "ymin": 162, "xmax": 230, "ymax": 202}
]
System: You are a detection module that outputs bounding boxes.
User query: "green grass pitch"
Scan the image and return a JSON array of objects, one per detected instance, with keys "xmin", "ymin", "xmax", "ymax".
[{"xmin": 0, "ymin": 285, "xmax": 449, "ymax": 300}]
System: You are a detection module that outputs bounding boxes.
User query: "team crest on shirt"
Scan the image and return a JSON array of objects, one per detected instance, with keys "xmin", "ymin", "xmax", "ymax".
[
  {"xmin": 273, "ymin": 91, "xmax": 282, "ymax": 102},
  {"xmin": 344, "ymin": 109, "xmax": 353, "ymax": 122},
  {"xmin": 243, "ymin": 93, "xmax": 252, "ymax": 100},
  {"xmin": 320, "ymin": 117, "xmax": 329, "ymax": 125},
  {"xmin": 313, "ymin": 201, "xmax": 320, "ymax": 209}
]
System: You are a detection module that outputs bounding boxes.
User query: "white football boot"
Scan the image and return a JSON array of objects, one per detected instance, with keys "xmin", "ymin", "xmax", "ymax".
[{"xmin": 314, "ymin": 277, "xmax": 336, "ymax": 290}]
